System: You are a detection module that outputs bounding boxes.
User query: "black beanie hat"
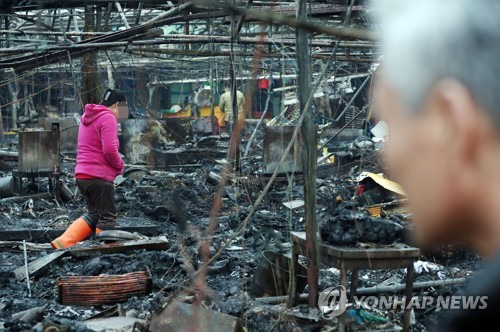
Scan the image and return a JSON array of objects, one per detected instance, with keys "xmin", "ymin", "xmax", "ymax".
[{"xmin": 101, "ymin": 89, "xmax": 126, "ymax": 107}]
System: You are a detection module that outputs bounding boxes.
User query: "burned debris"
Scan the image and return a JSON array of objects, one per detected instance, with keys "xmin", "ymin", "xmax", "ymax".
[
  {"xmin": 319, "ymin": 201, "xmax": 406, "ymax": 245},
  {"xmin": 0, "ymin": 1, "xmax": 487, "ymax": 332},
  {"xmin": 0, "ymin": 119, "xmax": 477, "ymax": 332}
]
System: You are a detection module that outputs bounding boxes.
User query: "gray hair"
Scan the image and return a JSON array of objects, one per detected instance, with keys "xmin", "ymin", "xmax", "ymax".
[{"xmin": 374, "ymin": 0, "xmax": 500, "ymax": 123}]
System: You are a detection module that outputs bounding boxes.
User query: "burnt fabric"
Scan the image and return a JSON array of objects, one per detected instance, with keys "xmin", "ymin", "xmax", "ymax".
[{"xmin": 77, "ymin": 178, "xmax": 117, "ymax": 230}]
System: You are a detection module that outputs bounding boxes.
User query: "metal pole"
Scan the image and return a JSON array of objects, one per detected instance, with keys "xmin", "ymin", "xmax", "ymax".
[
  {"xmin": 243, "ymin": 67, "xmax": 273, "ymax": 159},
  {"xmin": 115, "ymin": 1, "xmax": 131, "ymax": 29},
  {"xmin": 23, "ymin": 240, "xmax": 32, "ymax": 297}
]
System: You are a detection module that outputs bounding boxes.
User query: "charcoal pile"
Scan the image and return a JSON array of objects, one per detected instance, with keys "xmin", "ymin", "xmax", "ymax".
[{"xmin": 319, "ymin": 202, "xmax": 407, "ymax": 245}]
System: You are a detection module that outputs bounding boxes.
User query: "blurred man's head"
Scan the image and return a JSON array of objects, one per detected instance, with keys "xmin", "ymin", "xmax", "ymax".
[{"xmin": 373, "ymin": 0, "xmax": 500, "ymax": 255}]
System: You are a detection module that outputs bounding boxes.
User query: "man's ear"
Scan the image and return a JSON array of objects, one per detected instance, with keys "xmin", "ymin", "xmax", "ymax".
[
  {"xmin": 432, "ymin": 80, "xmax": 481, "ymax": 166},
  {"xmin": 429, "ymin": 79, "xmax": 487, "ymax": 203}
]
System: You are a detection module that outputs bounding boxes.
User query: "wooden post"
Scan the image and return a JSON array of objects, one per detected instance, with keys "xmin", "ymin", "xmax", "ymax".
[
  {"xmin": 103, "ymin": 3, "xmax": 113, "ymax": 32},
  {"xmin": 208, "ymin": 14, "xmax": 215, "ymax": 133},
  {"xmin": 51, "ymin": 10, "xmax": 58, "ymax": 43},
  {"xmin": 135, "ymin": 2, "xmax": 144, "ymax": 25},
  {"xmin": 47, "ymin": 75, "xmax": 51, "ymax": 106},
  {"xmin": 66, "ymin": 9, "xmax": 73, "ymax": 34},
  {"xmin": 184, "ymin": 14, "xmax": 190, "ymax": 50},
  {"xmin": 229, "ymin": 0, "xmax": 241, "ymax": 171},
  {"xmin": 6, "ymin": 68, "xmax": 18, "ymax": 129},
  {"xmin": 232, "ymin": 0, "xmax": 254, "ymax": 40},
  {"xmin": 95, "ymin": 6, "xmax": 102, "ymax": 33},
  {"xmin": 296, "ymin": 0, "xmax": 319, "ymax": 308},
  {"xmin": 81, "ymin": 5, "xmax": 102, "ymax": 105},
  {"xmin": 4, "ymin": 16, "xmax": 9, "ymax": 48},
  {"xmin": 0, "ymin": 104, "xmax": 4, "ymax": 140}
]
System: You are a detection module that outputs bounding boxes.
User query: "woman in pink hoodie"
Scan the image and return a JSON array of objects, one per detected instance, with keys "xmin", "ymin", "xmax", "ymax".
[{"xmin": 52, "ymin": 89, "xmax": 126, "ymax": 249}]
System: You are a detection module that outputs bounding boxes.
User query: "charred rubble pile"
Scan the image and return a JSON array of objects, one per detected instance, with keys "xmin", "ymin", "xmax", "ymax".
[
  {"xmin": 0, "ymin": 127, "xmax": 482, "ymax": 332},
  {"xmin": 319, "ymin": 201, "xmax": 407, "ymax": 245},
  {"xmin": 0, "ymin": 146, "xmax": 301, "ymax": 331}
]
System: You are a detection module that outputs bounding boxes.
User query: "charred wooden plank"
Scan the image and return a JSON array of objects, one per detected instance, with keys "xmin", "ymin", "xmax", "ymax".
[
  {"xmin": 67, "ymin": 237, "xmax": 169, "ymax": 257},
  {"xmin": 13, "ymin": 237, "xmax": 168, "ymax": 279},
  {"xmin": 14, "ymin": 250, "xmax": 67, "ymax": 280},
  {"xmin": 0, "ymin": 241, "xmax": 52, "ymax": 251},
  {"xmin": 0, "ymin": 225, "xmax": 158, "ymax": 242}
]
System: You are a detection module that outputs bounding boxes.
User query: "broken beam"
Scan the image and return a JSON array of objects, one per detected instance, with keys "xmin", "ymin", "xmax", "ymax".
[
  {"xmin": 1, "ymin": 9, "xmax": 227, "ymax": 72},
  {"xmin": 257, "ymin": 278, "xmax": 467, "ymax": 304},
  {"xmin": 15, "ymin": 14, "xmax": 77, "ymax": 42},
  {"xmin": 67, "ymin": 237, "xmax": 169, "ymax": 257},
  {"xmin": 0, "ymin": 37, "xmax": 375, "ymax": 55},
  {"xmin": 193, "ymin": 0, "xmax": 375, "ymax": 41},
  {"xmin": 14, "ymin": 250, "xmax": 66, "ymax": 280},
  {"xmin": 0, "ymin": 225, "xmax": 159, "ymax": 242},
  {"xmin": 0, "ymin": 241, "xmax": 52, "ymax": 251},
  {"xmin": 135, "ymin": 49, "xmax": 374, "ymax": 62},
  {"xmin": 14, "ymin": 237, "xmax": 169, "ymax": 280}
]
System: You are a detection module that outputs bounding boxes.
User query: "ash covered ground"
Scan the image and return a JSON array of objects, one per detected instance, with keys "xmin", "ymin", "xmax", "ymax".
[{"xmin": 0, "ymin": 141, "xmax": 483, "ymax": 331}]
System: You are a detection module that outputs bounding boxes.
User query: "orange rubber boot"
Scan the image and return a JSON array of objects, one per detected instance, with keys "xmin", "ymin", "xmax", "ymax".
[
  {"xmin": 51, "ymin": 217, "xmax": 93, "ymax": 249},
  {"xmin": 95, "ymin": 228, "xmax": 103, "ymax": 234}
]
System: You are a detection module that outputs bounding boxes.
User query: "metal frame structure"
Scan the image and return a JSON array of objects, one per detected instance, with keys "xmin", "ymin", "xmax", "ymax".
[{"xmin": 0, "ymin": 0, "xmax": 376, "ymax": 129}]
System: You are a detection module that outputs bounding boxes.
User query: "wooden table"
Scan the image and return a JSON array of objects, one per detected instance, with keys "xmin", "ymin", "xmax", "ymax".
[{"xmin": 288, "ymin": 231, "xmax": 420, "ymax": 332}]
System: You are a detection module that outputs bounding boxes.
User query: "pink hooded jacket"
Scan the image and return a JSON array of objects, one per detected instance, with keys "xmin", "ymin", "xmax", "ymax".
[{"xmin": 75, "ymin": 104, "xmax": 124, "ymax": 182}]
